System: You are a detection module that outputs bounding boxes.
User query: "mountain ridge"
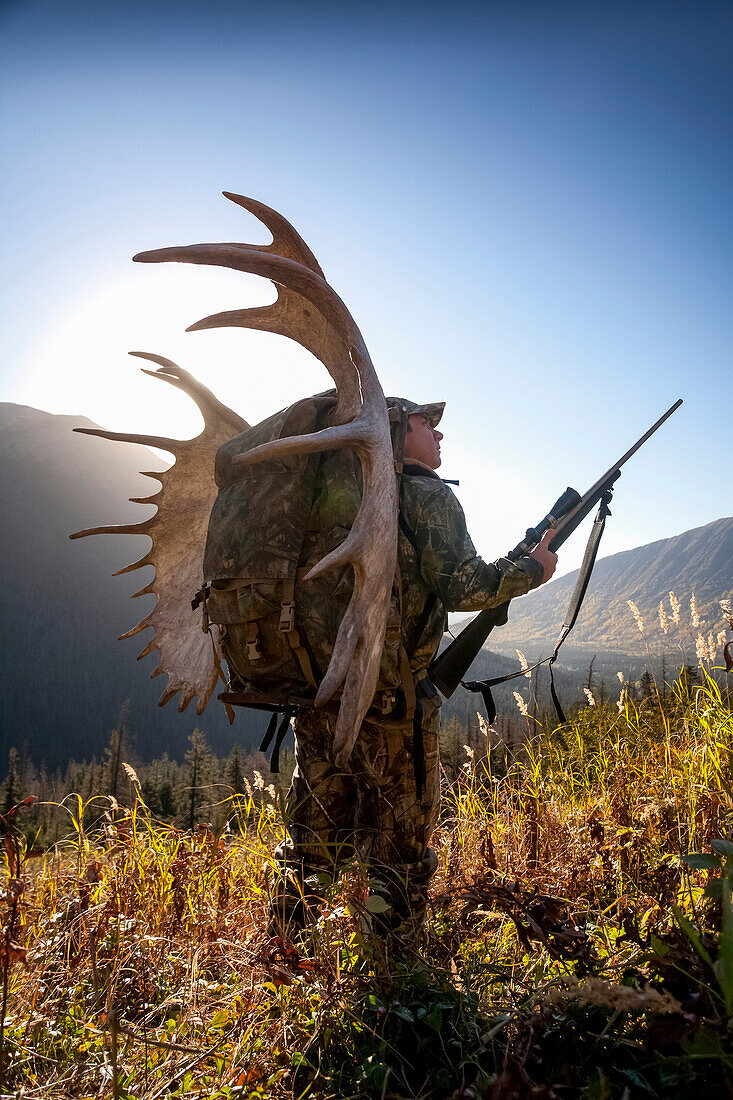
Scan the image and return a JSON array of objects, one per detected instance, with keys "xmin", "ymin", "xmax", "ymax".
[
  {"xmin": 0, "ymin": 402, "xmax": 266, "ymax": 768},
  {"xmin": 481, "ymin": 514, "xmax": 733, "ymax": 657}
]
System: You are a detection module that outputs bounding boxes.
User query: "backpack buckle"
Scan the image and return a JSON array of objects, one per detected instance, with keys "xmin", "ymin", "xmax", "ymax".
[
  {"xmin": 244, "ymin": 621, "xmax": 262, "ymax": 661},
  {"xmin": 279, "ymin": 602, "xmax": 295, "ymax": 633}
]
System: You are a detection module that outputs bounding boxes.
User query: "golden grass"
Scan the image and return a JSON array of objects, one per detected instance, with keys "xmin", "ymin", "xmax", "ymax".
[{"xmin": 0, "ymin": 673, "xmax": 731, "ymax": 1098}]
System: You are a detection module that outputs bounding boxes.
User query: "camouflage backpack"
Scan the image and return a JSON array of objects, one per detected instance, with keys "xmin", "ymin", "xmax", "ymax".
[{"xmin": 198, "ymin": 390, "xmax": 410, "ymax": 724}]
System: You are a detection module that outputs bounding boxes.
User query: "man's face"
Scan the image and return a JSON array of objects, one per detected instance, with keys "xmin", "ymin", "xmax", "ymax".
[{"xmin": 404, "ymin": 414, "xmax": 443, "ymax": 469}]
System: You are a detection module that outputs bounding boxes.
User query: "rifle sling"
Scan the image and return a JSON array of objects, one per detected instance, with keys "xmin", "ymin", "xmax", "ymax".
[
  {"xmin": 462, "ymin": 488, "xmax": 614, "ymax": 735},
  {"xmin": 260, "ymin": 711, "xmax": 279, "ymax": 754},
  {"xmin": 547, "ymin": 488, "xmax": 612, "ymax": 727},
  {"xmin": 258, "ymin": 708, "xmax": 296, "ymax": 774},
  {"xmin": 270, "ymin": 710, "xmax": 295, "ymax": 774}
]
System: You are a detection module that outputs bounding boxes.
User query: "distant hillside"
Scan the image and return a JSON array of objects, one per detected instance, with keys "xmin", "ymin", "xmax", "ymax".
[
  {"xmin": 484, "ymin": 516, "xmax": 733, "ymax": 659},
  {"xmin": 0, "ymin": 403, "xmax": 267, "ymax": 769},
  {"xmin": 439, "ymin": 638, "xmax": 651, "ymax": 732}
]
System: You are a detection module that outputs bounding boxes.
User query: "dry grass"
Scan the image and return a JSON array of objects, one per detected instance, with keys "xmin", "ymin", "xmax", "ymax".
[{"xmin": 0, "ymin": 672, "xmax": 731, "ymax": 1098}]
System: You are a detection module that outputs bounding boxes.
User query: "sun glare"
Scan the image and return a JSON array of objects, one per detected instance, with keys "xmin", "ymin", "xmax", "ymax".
[
  {"xmin": 12, "ymin": 261, "xmax": 594, "ymax": 577},
  {"xmin": 13, "ymin": 264, "xmax": 331, "ymax": 445}
]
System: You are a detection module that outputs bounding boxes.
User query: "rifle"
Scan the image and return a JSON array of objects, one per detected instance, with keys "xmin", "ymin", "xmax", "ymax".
[{"xmin": 430, "ymin": 398, "xmax": 683, "ymax": 699}]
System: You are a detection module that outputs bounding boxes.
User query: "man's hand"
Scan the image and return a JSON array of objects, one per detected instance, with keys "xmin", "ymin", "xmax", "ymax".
[{"xmin": 529, "ymin": 529, "xmax": 558, "ymax": 584}]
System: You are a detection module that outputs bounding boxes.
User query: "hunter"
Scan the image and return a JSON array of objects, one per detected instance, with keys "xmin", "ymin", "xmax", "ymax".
[
  {"xmin": 73, "ymin": 191, "xmax": 680, "ymax": 938},
  {"xmin": 71, "ymin": 192, "xmax": 559, "ymax": 937},
  {"xmin": 274, "ymin": 398, "xmax": 558, "ymax": 933}
]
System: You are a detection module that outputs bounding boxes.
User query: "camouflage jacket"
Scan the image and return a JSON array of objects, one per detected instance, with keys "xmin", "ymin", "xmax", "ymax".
[
  {"xmin": 398, "ymin": 463, "xmax": 543, "ymax": 673},
  {"xmin": 297, "ymin": 454, "xmax": 542, "ymax": 682}
]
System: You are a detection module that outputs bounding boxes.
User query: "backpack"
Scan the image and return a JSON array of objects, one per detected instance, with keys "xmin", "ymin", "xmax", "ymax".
[{"xmin": 198, "ymin": 391, "xmax": 410, "ymax": 724}]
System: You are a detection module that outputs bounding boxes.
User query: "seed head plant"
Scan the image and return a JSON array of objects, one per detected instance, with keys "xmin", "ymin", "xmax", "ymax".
[{"xmin": 0, "ymin": 603, "xmax": 731, "ymax": 1096}]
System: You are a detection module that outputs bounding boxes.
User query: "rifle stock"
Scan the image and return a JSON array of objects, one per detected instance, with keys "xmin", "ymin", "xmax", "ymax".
[
  {"xmin": 430, "ymin": 602, "xmax": 511, "ymax": 699},
  {"xmin": 429, "ymin": 399, "xmax": 682, "ymax": 699}
]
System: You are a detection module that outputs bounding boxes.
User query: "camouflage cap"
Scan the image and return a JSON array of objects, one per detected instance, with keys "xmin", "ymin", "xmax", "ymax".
[{"xmin": 387, "ymin": 397, "xmax": 445, "ymax": 428}]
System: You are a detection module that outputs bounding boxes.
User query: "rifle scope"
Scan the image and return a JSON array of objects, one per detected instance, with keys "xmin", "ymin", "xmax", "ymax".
[{"xmin": 506, "ymin": 487, "xmax": 581, "ymax": 561}]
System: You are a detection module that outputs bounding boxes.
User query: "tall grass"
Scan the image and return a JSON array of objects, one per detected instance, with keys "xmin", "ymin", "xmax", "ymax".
[{"xmin": 0, "ymin": 671, "xmax": 731, "ymax": 1098}]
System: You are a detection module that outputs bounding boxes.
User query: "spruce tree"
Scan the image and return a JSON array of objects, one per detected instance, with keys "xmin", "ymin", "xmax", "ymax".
[
  {"xmin": 639, "ymin": 669, "xmax": 655, "ymax": 699},
  {"xmin": 179, "ymin": 729, "xmax": 214, "ymax": 830},
  {"xmin": 225, "ymin": 745, "xmax": 246, "ymax": 795}
]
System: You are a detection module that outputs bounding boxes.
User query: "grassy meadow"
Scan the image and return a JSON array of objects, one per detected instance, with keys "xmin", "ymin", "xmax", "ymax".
[{"xmin": 0, "ymin": 613, "xmax": 732, "ymax": 1098}]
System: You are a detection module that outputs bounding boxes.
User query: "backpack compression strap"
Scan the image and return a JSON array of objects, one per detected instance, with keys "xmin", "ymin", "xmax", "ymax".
[{"xmin": 279, "ymin": 578, "xmax": 318, "ymax": 689}]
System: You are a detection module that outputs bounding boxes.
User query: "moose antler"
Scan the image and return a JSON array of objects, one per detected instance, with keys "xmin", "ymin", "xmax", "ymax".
[
  {"xmin": 187, "ymin": 193, "xmax": 361, "ymax": 428},
  {"xmin": 134, "ymin": 194, "xmax": 398, "ymax": 766},
  {"xmin": 71, "ymin": 353, "xmax": 248, "ymax": 715}
]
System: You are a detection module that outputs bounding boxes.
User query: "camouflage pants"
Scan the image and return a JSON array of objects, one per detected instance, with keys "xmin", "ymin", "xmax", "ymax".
[{"xmin": 274, "ymin": 704, "xmax": 441, "ymax": 931}]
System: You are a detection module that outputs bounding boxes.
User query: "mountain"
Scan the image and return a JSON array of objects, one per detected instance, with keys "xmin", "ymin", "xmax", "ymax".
[
  {"xmin": 476, "ymin": 516, "xmax": 733, "ymax": 659},
  {"xmin": 439, "ymin": 517, "xmax": 733, "ymax": 728},
  {"xmin": 0, "ymin": 403, "xmax": 268, "ymax": 769}
]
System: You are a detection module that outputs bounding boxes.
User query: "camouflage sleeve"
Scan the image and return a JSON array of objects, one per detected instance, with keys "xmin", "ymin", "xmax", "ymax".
[{"xmin": 412, "ymin": 482, "xmax": 544, "ymax": 612}]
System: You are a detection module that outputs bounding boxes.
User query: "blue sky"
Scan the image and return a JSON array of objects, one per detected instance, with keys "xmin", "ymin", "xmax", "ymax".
[{"xmin": 2, "ymin": 0, "xmax": 730, "ymax": 574}]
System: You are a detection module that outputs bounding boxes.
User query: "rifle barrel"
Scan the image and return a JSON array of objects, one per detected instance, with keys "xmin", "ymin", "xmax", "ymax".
[
  {"xmin": 430, "ymin": 397, "xmax": 683, "ymax": 698},
  {"xmin": 549, "ymin": 398, "xmax": 682, "ymax": 550},
  {"xmin": 575, "ymin": 398, "xmax": 682, "ymax": 512}
]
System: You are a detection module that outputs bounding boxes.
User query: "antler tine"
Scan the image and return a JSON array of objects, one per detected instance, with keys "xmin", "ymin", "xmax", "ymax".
[
  {"xmin": 113, "ymin": 552, "xmax": 153, "ymax": 576},
  {"xmin": 186, "ymin": 294, "xmax": 356, "ymax": 426},
  {"xmin": 221, "ymin": 192, "xmax": 326, "ymax": 277},
  {"xmin": 129, "ymin": 352, "xmax": 249, "ymax": 434},
  {"xmin": 70, "ymin": 352, "xmax": 244, "ymax": 717},
  {"xmin": 135, "ymin": 247, "xmax": 352, "ymax": 342},
  {"xmin": 74, "ymin": 426, "xmax": 178, "ymax": 454},
  {"xmin": 119, "ymin": 618, "xmax": 153, "ymax": 641},
  {"xmin": 70, "ymin": 519, "xmax": 155, "ymax": 540},
  {"xmin": 183, "ymin": 194, "xmax": 356, "ymax": 420},
  {"xmin": 134, "ymin": 242, "xmax": 362, "ymax": 425},
  {"xmin": 305, "ymin": 352, "xmax": 397, "ymax": 749},
  {"xmin": 228, "ymin": 348, "xmax": 387, "ymax": 472}
]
